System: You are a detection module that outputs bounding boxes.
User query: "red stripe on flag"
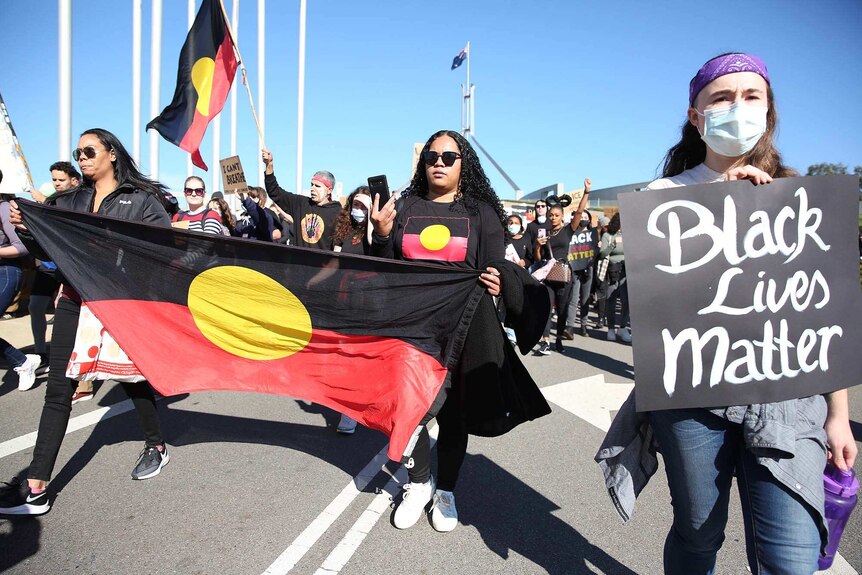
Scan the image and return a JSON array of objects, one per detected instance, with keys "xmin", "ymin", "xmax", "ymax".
[
  {"xmin": 402, "ymin": 233, "xmax": 469, "ymax": 262},
  {"xmin": 179, "ymin": 30, "xmax": 238, "ymax": 170},
  {"xmin": 87, "ymin": 300, "xmax": 447, "ymax": 460}
]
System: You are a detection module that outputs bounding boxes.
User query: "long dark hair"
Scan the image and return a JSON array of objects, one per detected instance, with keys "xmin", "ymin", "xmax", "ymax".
[
  {"xmin": 333, "ymin": 186, "xmax": 370, "ymax": 245},
  {"xmin": 79, "ymin": 128, "xmax": 170, "ymax": 206},
  {"xmin": 607, "ymin": 212, "xmax": 621, "ymax": 235},
  {"xmin": 406, "ymin": 130, "xmax": 506, "ymax": 225},
  {"xmin": 659, "ymin": 57, "xmax": 796, "ymax": 179}
]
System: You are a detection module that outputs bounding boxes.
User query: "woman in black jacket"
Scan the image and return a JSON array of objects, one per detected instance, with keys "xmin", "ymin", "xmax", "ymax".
[{"xmin": 0, "ymin": 128, "xmax": 172, "ymax": 516}]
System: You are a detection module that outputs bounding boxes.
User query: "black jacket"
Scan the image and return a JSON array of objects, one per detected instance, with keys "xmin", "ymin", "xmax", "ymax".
[{"xmin": 446, "ymin": 260, "xmax": 552, "ymax": 437}]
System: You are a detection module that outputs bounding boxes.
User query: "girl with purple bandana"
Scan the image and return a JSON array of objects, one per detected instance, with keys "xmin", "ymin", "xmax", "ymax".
[{"xmin": 645, "ymin": 53, "xmax": 857, "ymax": 574}]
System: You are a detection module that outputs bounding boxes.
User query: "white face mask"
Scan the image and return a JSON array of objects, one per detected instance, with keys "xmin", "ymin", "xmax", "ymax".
[
  {"xmin": 350, "ymin": 208, "xmax": 367, "ymax": 223},
  {"xmin": 536, "ymin": 215, "xmax": 547, "ymax": 224},
  {"xmin": 698, "ymin": 102, "xmax": 767, "ymax": 157},
  {"xmin": 507, "ymin": 224, "xmax": 521, "ymax": 235}
]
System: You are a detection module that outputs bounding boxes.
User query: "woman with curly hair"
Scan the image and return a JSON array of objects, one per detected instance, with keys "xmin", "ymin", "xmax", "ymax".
[
  {"xmin": 208, "ymin": 196, "xmax": 236, "ymax": 236},
  {"xmin": 333, "ymin": 186, "xmax": 372, "ymax": 255},
  {"xmin": 371, "ymin": 129, "xmax": 505, "ymax": 533}
]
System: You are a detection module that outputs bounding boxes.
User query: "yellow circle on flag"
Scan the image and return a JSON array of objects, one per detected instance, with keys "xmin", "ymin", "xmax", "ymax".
[
  {"xmin": 419, "ymin": 224, "xmax": 451, "ymax": 251},
  {"xmin": 187, "ymin": 266, "xmax": 312, "ymax": 360},
  {"xmin": 191, "ymin": 57, "xmax": 215, "ymax": 116}
]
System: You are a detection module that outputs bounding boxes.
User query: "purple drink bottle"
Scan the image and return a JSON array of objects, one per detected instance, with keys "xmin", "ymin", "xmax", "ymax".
[{"xmin": 818, "ymin": 464, "xmax": 859, "ymax": 570}]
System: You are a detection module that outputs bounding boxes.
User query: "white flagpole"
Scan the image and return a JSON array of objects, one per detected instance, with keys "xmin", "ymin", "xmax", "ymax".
[
  {"xmin": 465, "ymin": 41, "xmax": 471, "ymax": 135},
  {"xmin": 258, "ymin": 0, "xmax": 266, "ymax": 186},
  {"xmin": 186, "ymin": 0, "xmax": 194, "ymax": 179},
  {"xmin": 58, "ymin": 0, "xmax": 72, "ymax": 161},
  {"xmin": 296, "ymin": 0, "xmax": 306, "ymax": 196},
  {"xmin": 230, "ymin": 0, "xmax": 239, "ymax": 157},
  {"xmin": 149, "ymin": 0, "xmax": 162, "ymax": 179},
  {"xmin": 132, "ymin": 0, "xmax": 142, "ymax": 165}
]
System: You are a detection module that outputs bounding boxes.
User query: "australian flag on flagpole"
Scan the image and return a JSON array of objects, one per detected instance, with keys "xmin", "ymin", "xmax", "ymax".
[{"xmin": 451, "ymin": 43, "xmax": 468, "ymax": 70}]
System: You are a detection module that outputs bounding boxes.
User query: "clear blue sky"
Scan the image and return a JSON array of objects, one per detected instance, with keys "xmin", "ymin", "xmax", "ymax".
[{"xmin": 1, "ymin": 0, "xmax": 861, "ymax": 208}]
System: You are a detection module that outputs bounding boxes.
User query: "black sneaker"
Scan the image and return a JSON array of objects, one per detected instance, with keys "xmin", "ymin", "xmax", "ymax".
[
  {"xmin": 0, "ymin": 478, "xmax": 50, "ymax": 516},
  {"xmin": 35, "ymin": 353, "xmax": 50, "ymax": 376},
  {"xmin": 538, "ymin": 341, "xmax": 551, "ymax": 355},
  {"xmin": 131, "ymin": 444, "xmax": 170, "ymax": 480}
]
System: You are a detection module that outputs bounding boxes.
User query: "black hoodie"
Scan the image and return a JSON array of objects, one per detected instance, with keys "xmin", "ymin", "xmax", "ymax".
[{"xmin": 264, "ymin": 172, "xmax": 341, "ymax": 250}]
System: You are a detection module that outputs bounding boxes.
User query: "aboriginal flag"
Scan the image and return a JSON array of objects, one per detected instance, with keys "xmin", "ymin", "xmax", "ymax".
[
  {"xmin": 18, "ymin": 201, "xmax": 484, "ymax": 460},
  {"xmin": 402, "ymin": 216, "xmax": 470, "ymax": 262},
  {"xmin": 147, "ymin": 0, "xmax": 238, "ymax": 171}
]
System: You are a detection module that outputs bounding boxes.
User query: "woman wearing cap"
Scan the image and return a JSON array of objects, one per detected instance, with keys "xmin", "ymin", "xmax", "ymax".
[
  {"xmin": 261, "ymin": 149, "xmax": 341, "ymax": 250},
  {"xmin": 644, "ymin": 53, "xmax": 856, "ymax": 574},
  {"xmin": 370, "ymin": 129, "xmax": 506, "ymax": 533}
]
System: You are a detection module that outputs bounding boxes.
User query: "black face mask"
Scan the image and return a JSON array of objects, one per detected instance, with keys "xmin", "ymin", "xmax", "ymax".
[{"xmin": 578, "ymin": 220, "xmax": 589, "ymax": 228}]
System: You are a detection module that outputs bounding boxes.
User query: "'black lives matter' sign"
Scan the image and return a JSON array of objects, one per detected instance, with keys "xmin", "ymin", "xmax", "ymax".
[{"xmin": 620, "ymin": 175, "xmax": 862, "ymax": 412}]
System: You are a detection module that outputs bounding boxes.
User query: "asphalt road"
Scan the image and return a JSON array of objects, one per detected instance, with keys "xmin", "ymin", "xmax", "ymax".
[{"xmin": 0, "ymin": 314, "xmax": 860, "ymax": 574}]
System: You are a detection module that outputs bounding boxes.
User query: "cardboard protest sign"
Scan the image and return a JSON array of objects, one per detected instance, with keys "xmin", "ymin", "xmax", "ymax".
[
  {"xmin": 620, "ymin": 176, "xmax": 862, "ymax": 412},
  {"xmin": 219, "ymin": 155, "xmax": 247, "ymax": 193},
  {"xmin": 567, "ymin": 227, "xmax": 599, "ymax": 271}
]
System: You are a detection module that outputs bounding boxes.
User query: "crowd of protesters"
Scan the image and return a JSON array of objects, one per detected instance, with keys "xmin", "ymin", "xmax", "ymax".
[{"xmin": 0, "ymin": 52, "xmax": 857, "ymax": 575}]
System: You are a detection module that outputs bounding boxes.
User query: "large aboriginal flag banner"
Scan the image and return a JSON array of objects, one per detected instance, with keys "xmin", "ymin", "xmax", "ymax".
[
  {"xmin": 147, "ymin": 0, "xmax": 238, "ymax": 170},
  {"xmin": 18, "ymin": 201, "xmax": 485, "ymax": 460}
]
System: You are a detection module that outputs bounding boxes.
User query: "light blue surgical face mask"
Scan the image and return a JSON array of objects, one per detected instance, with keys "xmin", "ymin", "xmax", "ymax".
[
  {"xmin": 507, "ymin": 224, "xmax": 521, "ymax": 235},
  {"xmin": 697, "ymin": 102, "xmax": 767, "ymax": 158},
  {"xmin": 350, "ymin": 208, "xmax": 367, "ymax": 223}
]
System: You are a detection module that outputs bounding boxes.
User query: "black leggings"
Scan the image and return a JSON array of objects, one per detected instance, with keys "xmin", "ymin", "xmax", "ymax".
[
  {"xmin": 406, "ymin": 386, "xmax": 468, "ymax": 492},
  {"xmin": 28, "ymin": 297, "xmax": 164, "ymax": 481},
  {"xmin": 542, "ymin": 281, "xmax": 573, "ymax": 339}
]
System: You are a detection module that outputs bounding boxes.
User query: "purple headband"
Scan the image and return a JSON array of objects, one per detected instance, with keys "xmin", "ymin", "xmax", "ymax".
[{"xmin": 689, "ymin": 53, "xmax": 770, "ymax": 107}]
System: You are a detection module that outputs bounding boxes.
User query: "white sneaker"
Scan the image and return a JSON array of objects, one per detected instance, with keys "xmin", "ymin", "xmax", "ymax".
[
  {"xmin": 431, "ymin": 489, "xmax": 458, "ymax": 532},
  {"xmin": 15, "ymin": 354, "xmax": 41, "ymax": 391},
  {"xmin": 393, "ymin": 477, "xmax": 435, "ymax": 529},
  {"xmin": 606, "ymin": 329, "xmax": 616, "ymax": 342},
  {"xmin": 617, "ymin": 327, "xmax": 632, "ymax": 343},
  {"xmin": 337, "ymin": 414, "xmax": 357, "ymax": 434}
]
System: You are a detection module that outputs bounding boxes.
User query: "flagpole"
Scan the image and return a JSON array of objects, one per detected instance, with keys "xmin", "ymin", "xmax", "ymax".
[
  {"xmin": 132, "ymin": 0, "xmax": 142, "ymax": 165},
  {"xmin": 230, "ymin": 0, "xmax": 239, "ymax": 157},
  {"xmin": 216, "ymin": 0, "xmax": 265, "ymax": 147},
  {"xmin": 465, "ymin": 41, "xmax": 471, "ymax": 135},
  {"xmin": 58, "ymin": 0, "xmax": 72, "ymax": 161},
  {"xmin": 186, "ymin": 0, "xmax": 194, "ymax": 179},
  {"xmin": 296, "ymin": 0, "xmax": 306, "ymax": 196},
  {"xmin": 149, "ymin": 0, "xmax": 162, "ymax": 179}
]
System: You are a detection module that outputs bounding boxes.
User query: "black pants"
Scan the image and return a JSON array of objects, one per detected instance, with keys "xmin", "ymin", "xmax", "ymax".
[
  {"xmin": 604, "ymin": 269, "xmax": 630, "ymax": 330},
  {"xmin": 406, "ymin": 385, "xmax": 468, "ymax": 492},
  {"xmin": 28, "ymin": 297, "xmax": 164, "ymax": 481},
  {"xmin": 565, "ymin": 267, "xmax": 594, "ymax": 327},
  {"xmin": 542, "ymin": 281, "xmax": 573, "ymax": 339}
]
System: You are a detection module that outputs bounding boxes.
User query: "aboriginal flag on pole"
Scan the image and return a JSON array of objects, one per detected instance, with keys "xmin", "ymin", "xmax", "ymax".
[
  {"xmin": 147, "ymin": 0, "xmax": 238, "ymax": 171},
  {"xmin": 18, "ymin": 201, "xmax": 484, "ymax": 460}
]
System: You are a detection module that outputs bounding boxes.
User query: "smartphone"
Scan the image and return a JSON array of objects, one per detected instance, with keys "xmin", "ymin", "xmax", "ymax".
[
  {"xmin": 538, "ymin": 228, "xmax": 547, "ymax": 239},
  {"xmin": 367, "ymin": 174, "xmax": 390, "ymax": 206}
]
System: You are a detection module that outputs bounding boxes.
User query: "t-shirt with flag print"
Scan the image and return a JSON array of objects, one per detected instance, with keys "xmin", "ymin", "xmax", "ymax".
[
  {"xmin": 389, "ymin": 197, "xmax": 505, "ymax": 270},
  {"xmin": 172, "ymin": 208, "xmax": 224, "ymax": 235}
]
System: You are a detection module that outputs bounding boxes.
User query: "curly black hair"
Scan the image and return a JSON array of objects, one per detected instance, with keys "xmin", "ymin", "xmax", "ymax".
[{"xmin": 405, "ymin": 130, "xmax": 506, "ymax": 226}]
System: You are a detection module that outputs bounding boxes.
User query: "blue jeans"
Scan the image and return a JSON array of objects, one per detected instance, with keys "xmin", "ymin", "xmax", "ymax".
[
  {"xmin": 650, "ymin": 408, "xmax": 820, "ymax": 575},
  {"xmin": 0, "ymin": 265, "xmax": 26, "ymax": 368}
]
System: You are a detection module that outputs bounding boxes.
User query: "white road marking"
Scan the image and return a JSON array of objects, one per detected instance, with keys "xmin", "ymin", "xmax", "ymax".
[
  {"xmin": 313, "ymin": 426, "xmax": 439, "ymax": 575},
  {"xmin": 541, "ymin": 374, "xmax": 633, "ymax": 432},
  {"xmin": 0, "ymin": 399, "xmax": 136, "ymax": 460}
]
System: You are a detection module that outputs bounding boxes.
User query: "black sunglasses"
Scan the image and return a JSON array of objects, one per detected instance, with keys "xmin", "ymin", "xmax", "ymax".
[
  {"xmin": 184, "ymin": 188, "xmax": 206, "ymax": 197},
  {"xmin": 72, "ymin": 146, "xmax": 107, "ymax": 162},
  {"xmin": 422, "ymin": 151, "xmax": 462, "ymax": 167}
]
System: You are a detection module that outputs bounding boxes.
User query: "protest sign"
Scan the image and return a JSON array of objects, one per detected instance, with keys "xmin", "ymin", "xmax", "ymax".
[
  {"xmin": 0, "ymin": 91, "xmax": 35, "ymax": 196},
  {"xmin": 219, "ymin": 155, "xmax": 247, "ymax": 193},
  {"xmin": 620, "ymin": 176, "xmax": 862, "ymax": 412}
]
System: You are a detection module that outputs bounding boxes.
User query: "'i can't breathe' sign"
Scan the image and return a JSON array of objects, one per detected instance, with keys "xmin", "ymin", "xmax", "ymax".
[{"xmin": 619, "ymin": 175, "xmax": 862, "ymax": 412}]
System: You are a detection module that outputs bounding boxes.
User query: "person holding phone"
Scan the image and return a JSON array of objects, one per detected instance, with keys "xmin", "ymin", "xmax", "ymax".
[
  {"xmin": 261, "ymin": 149, "xmax": 341, "ymax": 250},
  {"xmin": 370, "ymin": 129, "xmax": 506, "ymax": 533},
  {"xmin": 637, "ymin": 53, "xmax": 856, "ymax": 574}
]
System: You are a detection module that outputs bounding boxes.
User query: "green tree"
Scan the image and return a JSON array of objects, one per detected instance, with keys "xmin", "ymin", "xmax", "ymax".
[{"xmin": 806, "ymin": 162, "xmax": 848, "ymax": 176}]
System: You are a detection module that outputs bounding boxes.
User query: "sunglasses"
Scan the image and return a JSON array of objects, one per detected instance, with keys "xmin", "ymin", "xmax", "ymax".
[
  {"xmin": 184, "ymin": 188, "xmax": 206, "ymax": 197},
  {"xmin": 422, "ymin": 151, "xmax": 462, "ymax": 167},
  {"xmin": 535, "ymin": 204, "xmax": 547, "ymax": 209},
  {"xmin": 72, "ymin": 146, "xmax": 106, "ymax": 162}
]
